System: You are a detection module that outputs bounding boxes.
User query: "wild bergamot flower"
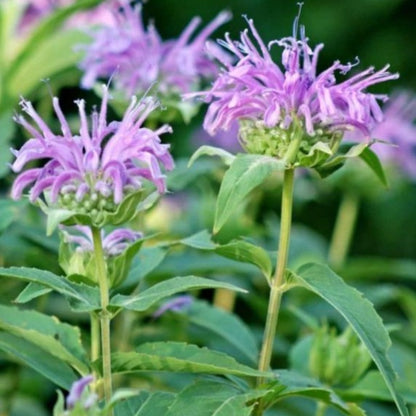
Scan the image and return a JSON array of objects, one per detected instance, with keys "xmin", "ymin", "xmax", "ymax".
[
  {"xmin": 193, "ymin": 13, "xmax": 398, "ymax": 168},
  {"xmin": 79, "ymin": 2, "xmax": 231, "ymax": 99},
  {"xmin": 11, "ymin": 85, "xmax": 173, "ymax": 226}
]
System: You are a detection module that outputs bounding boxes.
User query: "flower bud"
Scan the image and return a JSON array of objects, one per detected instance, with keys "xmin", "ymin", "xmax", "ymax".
[{"xmin": 309, "ymin": 325, "xmax": 371, "ymax": 386}]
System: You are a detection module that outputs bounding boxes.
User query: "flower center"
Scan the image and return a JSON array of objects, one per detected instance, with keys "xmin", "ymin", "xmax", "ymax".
[
  {"xmin": 238, "ymin": 118, "xmax": 343, "ymax": 166},
  {"xmin": 59, "ymin": 190, "xmax": 117, "ymax": 217}
]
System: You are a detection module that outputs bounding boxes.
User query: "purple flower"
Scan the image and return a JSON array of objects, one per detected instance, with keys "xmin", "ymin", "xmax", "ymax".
[
  {"xmin": 79, "ymin": 3, "xmax": 231, "ymax": 97},
  {"xmin": 349, "ymin": 91, "xmax": 416, "ymax": 179},
  {"xmin": 152, "ymin": 295, "xmax": 193, "ymax": 318},
  {"xmin": 10, "ymin": 85, "xmax": 174, "ymax": 214},
  {"xmin": 192, "ymin": 13, "xmax": 398, "ymax": 164},
  {"xmin": 62, "ymin": 225, "xmax": 142, "ymax": 256},
  {"xmin": 66, "ymin": 375, "xmax": 96, "ymax": 410}
]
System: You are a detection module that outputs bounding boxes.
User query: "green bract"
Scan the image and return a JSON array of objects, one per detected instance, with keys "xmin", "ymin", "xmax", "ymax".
[{"xmin": 39, "ymin": 190, "xmax": 144, "ymax": 235}]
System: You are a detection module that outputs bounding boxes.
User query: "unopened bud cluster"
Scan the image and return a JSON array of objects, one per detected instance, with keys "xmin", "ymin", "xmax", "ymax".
[
  {"xmin": 239, "ymin": 119, "xmax": 342, "ymax": 166},
  {"xmin": 309, "ymin": 325, "xmax": 371, "ymax": 386},
  {"xmin": 59, "ymin": 190, "xmax": 117, "ymax": 219}
]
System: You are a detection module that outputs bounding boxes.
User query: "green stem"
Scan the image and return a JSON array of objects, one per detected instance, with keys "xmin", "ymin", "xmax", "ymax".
[
  {"xmin": 328, "ymin": 192, "xmax": 360, "ymax": 270},
  {"xmin": 255, "ymin": 168, "xmax": 295, "ymax": 415},
  {"xmin": 316, "ymin": 401, "xmax": 327, "ymax": 416},
  {"xmin": 91, "ymin": 227, "xmax": 113, "ymax": 413},
  {"xmin": 90, "ymin": 312, "xmax": 100, "ymax": 392},
  {"xmin": 213, "ymin": 288, "xmax": 236, "ymax": 312}
]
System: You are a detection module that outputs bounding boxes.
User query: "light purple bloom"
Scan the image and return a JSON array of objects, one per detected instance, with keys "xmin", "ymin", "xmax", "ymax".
[
  {"xmin": 193, "ymin": 14, "xmax": 398, "ymax": 147},
  {"xmin": 152, "ymin": 295, "xmax": 193, "ymax": 318},
  {"xmin": 66, "ymin": 375, "xmax": 96, "ymax": 410},
  {"xmin": 349, "ymin": 91, "xmax": 416, "ymax": 179},
  {"xmin": 79, "ymin": 2, "xmax": 231, "ymax": 97},
  {"xmin": 62, "ymin": 225, "xmax": 142, "ymax": 256},
  {"xmin": 10, "ymin": 85, "xmax": 174, "ymax": 208}
]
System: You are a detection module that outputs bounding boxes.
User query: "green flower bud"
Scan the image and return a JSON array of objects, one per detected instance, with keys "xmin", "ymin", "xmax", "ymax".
[{"xmin": 309, "ymin": 325, "xmax": 371, "ymax": 386}]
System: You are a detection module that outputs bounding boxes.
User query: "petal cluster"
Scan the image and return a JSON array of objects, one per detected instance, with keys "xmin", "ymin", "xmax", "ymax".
[
  {"xmin": 79, "ymin": 2, "xmax": 231, "ymax": 96},
  {"xmin": 11, "ymin": 86, "xmax": 174, "ymax": 206},
  {"xmin": 198, "ymin": 17, "xmax": 398, "ymax": 141}
]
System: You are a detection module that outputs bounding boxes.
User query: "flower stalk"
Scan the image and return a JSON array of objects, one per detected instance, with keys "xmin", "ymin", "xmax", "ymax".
[
  {"xmin": 255, "ymin": 168, "xmax": 295, "ymax": 414},
  {"xmin": 328, "ymin": 191, "xmax": 360, "ymax": 269},
  {"xmin": 90, "ymin": 312, "xmax": 100, "ymax": 392},
  {"xmin": 91, "ymin": 226, "xmax": 113, "ymax": 412}
]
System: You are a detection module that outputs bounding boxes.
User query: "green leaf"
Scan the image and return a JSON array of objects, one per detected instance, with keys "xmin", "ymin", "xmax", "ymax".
[
  {"xmin": 184, "ymin": 300, "xmax": 259, "ymax": 366},
  {"xmin": 114, "ymin": 391, "xmax": 176, "ymax": 416},
  {"xmin": 110, "ymin": 275, "xmax": 247, "ymax": 312},
  {"xmin": 342, "ymin": 371, "xmax": 416, "ymax": 405},
  {"xmin": 181, "ymin": 230, "xmax": 272, "ymax": 281},
  {"xmin": 259, "ymin": 370, "xmax": 349, "ymax": 413},
  {"xmin": 119, "ymin": 246, "xmax": 167, "ymax": 290},
  {"xmin": 110, "ymin": 238, "xmax": 144, "ymax": 287},
  {"xmin": 109, "ymin": 342, "xmax": 269, "ymax": 378},
  {"xmin": 0, "ymin": 111, "xmax": 15, "ymax": 177},
  {"xmin": 166, "ymin": 380, "xmax": 253, "ymax": 416},
  {"xmin": 346, "ymin": 403, "xmax": 367, "ymax": 416},
  {"xmin": 0, "ymin": 304, "xmax": 88, "ymax": 374},
  {"xmin": 6, "ymin": 0, "xmax": 101, "ymax": 78},
  {"xmin": 0, "ymin": 199, "xmax": 27, "ymax": 233},
  {"xmin": 188, "ymin": 145, "xmax": 235, "ymax": 167},
  {"xmin": 293, "ymin": 263, "xmax": 409, "ymax": 416},
  {"xmin": 214, "ymin": 154, "xmax": 286, "ymax": 233},
  {"xmin": 7, "ymin": 30, "xmax": 90, "ymax": 97},
  {"xmin": 316, "ymin": 142, "xmax": 368, "ymax": 178},
  {"xmin": 0, "ymin": 267, "xmax": 100, "ymax": 311},
  {"xmin": 15, "ymin": 282, "xmax": 52, "ymax": 303},
  {"xmin": 359, "ymin": 147, "xmax": 388, "ymax": 187},
  {"xmin": 0, "ymin": 332, "xmax": 77, "ymax": 389}
]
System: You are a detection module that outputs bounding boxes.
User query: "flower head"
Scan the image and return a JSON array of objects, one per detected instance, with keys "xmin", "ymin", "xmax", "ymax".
[
  {"xmin": 79, "ymin": 3, "xmax": 231, "ymax": 98},
  {"xmin": 194, "ymin": 12, "xmax": 398, "ymax": 166},
  {"xmin": 11, "ymin": 85, "xmax": 174, "ymax": 223}
]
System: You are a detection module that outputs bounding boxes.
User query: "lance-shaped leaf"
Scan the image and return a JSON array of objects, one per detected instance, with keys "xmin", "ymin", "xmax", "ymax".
[
  {"xmin": 292, "ymin": 262, "xmax": 409, "ymax": 416},
  {"xmin": 183, "ymin": 299, "xmax": 258, "ymax": 366},
  {"xmin": 0, "ymin": 267, "xmax": 100, "ymax": 311},
  {"xmin": 166, "ymin": 379, "xmax": 254, "ymax": 416},
  {"xmin": 0, "ymin": 332, "xmax": 77, "ymax": 389},
  {"xmin": 181, "ymin": 230, "xmax": 272, "ymax": 281},
  {"xmin": 0, "ymin": 305, "xmax": 88, "ymax": 375},
  {"xmin": 114, "ymin": 391, "xmax": 176, "ymax": 416},
  {"xmin": 107, "ymin": 342, "xmax": 271, "ymax": 378},
  {"xmin": 188, "ymin": 145, "xmax": 236, "ymax": 167},
  {"xmin": 359, "ymin": 147, "xmax": 388, "ymax": 187},
  {"xmin": 214, "ymin": 154, "xmax": 286, "ymax": 233},
  {"xmin": 110, "ymin": 276, "xmax": 247, "ymax": 312},
  {"xmin": 119, "ymin": 246, "xmax": 167, "ymax": 291},
  {"xmin": 342, "ymin": 371, "xmax": 416, "ymax": 405},
  {"xmin": 262, "ymin": 370, "xmax": 350, "ymax": 413}
]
